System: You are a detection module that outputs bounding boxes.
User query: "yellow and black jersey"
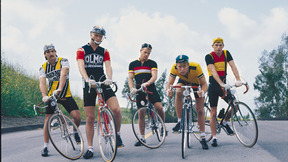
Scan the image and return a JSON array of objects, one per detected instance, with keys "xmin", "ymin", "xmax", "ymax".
[
  {"xmin": 39, "ymin": 57, "xmax": 71, "ymax": 98},
  {"xmin": 170, "ymin": 62, "xmax": 204, "ymax": 85},
  {"xmin": 129, "ymin": 59, "xmax": 157, "ymax": 85}
]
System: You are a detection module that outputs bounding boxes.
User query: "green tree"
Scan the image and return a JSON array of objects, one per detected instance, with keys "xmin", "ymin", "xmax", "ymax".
[{"xmin": 254, "ymin": 34, "xmax": 288, "ymax": 119}]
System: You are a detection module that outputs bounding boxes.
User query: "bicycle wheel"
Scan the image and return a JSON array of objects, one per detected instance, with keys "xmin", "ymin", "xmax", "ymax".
[
  {"xmin": 192, "ymin": 105, "xmax": 213, "ymax": 142},
  {"xmin": 181, "ymin": 106, "xmax": 188, "ymax": 159},
  {"xmin": 132, "ymin": 107, "xmax": 166, "ymax": 149},
  {"xmin": 97, "ymin": 108, "xmax": 117, "ymax": 162},
  {"xmin": 47, "ymin": 113, "xmax": 84, "ymax": 160},
  {"xmin": 187, "ymin": 105, "xmax": 194, "ymax": 149},
  {"xmin": 231, "ymin": 102, "xmax": 258, "ymax": 147}
]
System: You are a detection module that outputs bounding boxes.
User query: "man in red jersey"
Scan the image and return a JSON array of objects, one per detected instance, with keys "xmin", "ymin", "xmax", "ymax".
[
  {"xmin": 205, "ymin": 37, "xmax": 242, "ymax": 147},
  {"xmin": 76, "ymin": 26, "xmax": 124, "ymax": 159}
]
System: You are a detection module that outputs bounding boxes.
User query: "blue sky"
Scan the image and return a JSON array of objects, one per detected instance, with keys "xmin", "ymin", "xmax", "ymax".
[{"xmin": 2, "ymin": 0, "xmax": 288, "ymax": 109}]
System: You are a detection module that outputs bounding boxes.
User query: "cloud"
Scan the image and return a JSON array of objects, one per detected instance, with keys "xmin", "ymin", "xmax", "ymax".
[{"xmin": 218, "ymin": 7, "xmax": 288, "ymax": 49}]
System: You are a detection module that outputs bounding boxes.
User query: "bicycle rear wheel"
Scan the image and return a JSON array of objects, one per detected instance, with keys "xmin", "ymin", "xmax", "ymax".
[
  {"xmin": 47, "ymin": 113, "xmax": 84, "ymax": 160},
  {"xmin": 132, "ymin": 107, "xmax": 166, "ymax": 149},
  {"xmin": 97, "ymin": 108, "xmax": 117, "ymax": 162},
  {"xmin": 231, "ymin": 102, "xmax": 258, "ymax": 147},
  {"xmin": 192, "ymin": 105, "xmax": 213, "ymax": 142}
]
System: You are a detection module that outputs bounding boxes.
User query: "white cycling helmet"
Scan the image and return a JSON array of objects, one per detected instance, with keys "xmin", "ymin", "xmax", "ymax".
[{"xmin": 90, "ymin": 25, "xmax": 106, "ymax": 45}]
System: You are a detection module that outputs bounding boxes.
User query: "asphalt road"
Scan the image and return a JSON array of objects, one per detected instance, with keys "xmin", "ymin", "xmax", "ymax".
[{"xmin": 2, "ymin": 121, "xmax": 287, "ymax": 162}]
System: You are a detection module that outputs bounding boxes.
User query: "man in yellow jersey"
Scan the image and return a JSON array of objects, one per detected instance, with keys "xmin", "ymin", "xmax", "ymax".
[
  {"xmin": 205, "ymin": 37, "xmax": 242, "ymax": 147},
  {"xmin": 166, "ymin": 55, "xmax": 209, "ymax": 150},
  {"xmin": 39, "ymin": 44, "xmax": 81, "ymax": 157}
]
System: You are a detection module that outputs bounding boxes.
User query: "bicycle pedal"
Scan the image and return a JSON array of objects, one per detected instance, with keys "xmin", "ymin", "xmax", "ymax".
[
  {"xmin": 173, "ymin": 131, "xmax": 180, "ymax": 134},
  {"xmin": 53, "ymin": 126, "xmax": 59, "ymax": 130}
]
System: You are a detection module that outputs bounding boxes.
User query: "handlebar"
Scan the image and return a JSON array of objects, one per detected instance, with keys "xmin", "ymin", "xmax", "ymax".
[
  {"xmin": 170, "ymin": 85, "xmax": 199, "ymax": 90},
  {"xmin": 88, "ymin": 81, "xmax": 118, "ymax": 93},
  {"xmin": 129, "ymin": 86, "xmax": 152, "ymax": 102},
  {"xmin": 221, "ymin": 82, "xmax": 249, "ymax": 99},
  {"xmin": 33, "ymin": 95, "xmax": 58, "ymax": 115}
]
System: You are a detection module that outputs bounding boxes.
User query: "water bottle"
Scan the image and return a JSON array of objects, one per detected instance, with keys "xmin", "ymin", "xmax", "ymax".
[{"xmin": 218, "ymin": 108, "xmax": 225, "ymax": 118}]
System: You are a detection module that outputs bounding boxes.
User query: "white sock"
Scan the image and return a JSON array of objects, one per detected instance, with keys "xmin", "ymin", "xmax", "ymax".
[
  {"xmin": 200, "ymin": 132, "xmax": 206, "ymax": 139},
  {"xmin": 212, "ymin": 136, "xmax": 217, "ymax": 140},
  {"xmin": 88, "ymin": 146, "xmax": 94, "ymax": 152},
  {"xmin": 178, "ymin": 118, "xmax": 181, "ymax": 122},
  {"xmin": 44, "ymin": 142, "xmax": 49, "ymax": 149},
  {"xmin": 141, "ymin": 135, "xmax": 145, "ymax": 139},
  {"xmin": 117, "ymin": 132, "xmax": 121, "ymax": 135}
]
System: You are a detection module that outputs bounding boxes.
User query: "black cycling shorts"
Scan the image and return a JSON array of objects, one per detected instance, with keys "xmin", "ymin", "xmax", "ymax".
[
  {"xmin": 177, "ymin": 78, "xmax": 200, "ymax": 98},
  {"xmin": 136, "ymin": 85, "xmax": 161, "ymax": 108},
  {"xmin": 83, "ymin": 82, "xmax": 116, "ymax": 107},
  {"xmin": 46, "ymin": 97, "xmax": 79, "ymax": 114},
  {"xmin": 208, "ymin": 83, "xmax": 230, "ymax": 107}
]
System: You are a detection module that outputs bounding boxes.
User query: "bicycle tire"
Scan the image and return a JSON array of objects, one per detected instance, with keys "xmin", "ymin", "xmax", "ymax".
[
  {"xmin": 181, "ymin": 106, "xmax": 187, "ymax": 159},
  {"xmin": 187, "ymin": 106, "xmax": 193, "ymax": 148},
  {"xmin": 192, "ymin": 105, "xmax": 213, "ymax": 142},
  {"xmin": 231, "ymin": 101, "xmax": 258, "ymax": 147},
  {"xmin": 47, "ymin": 113, "xmax": 84, "ymax": 160},
  {"xmin": 97, "ymin": 107, "xmax": 117, "ymax": 162},
  {"xmin": 132, "ymin": 107, "xmax": 166, "ymax": 149}
]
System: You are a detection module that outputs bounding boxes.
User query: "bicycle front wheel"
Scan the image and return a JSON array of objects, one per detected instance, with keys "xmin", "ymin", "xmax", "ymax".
[
  {"xmin": 97, "ymin": 108, "xmax": 117, "ymax": 162},
  {"xmin": 192, "ymin": 105, "xmax": 213, "ymax": 142},
  {"xmin": 181, "ymin": 107, "xmax": 188, "ymax": 159},
  {"xmin": 132, "ymin": 107, "xmax": 166, "ymax": 149},
  {"xmin": 47, "ymin": 113, "xmax": 84, "ymax": 160},
  {"xmin": 231, "ymin": 102, "xmax": 258, "ymax": 147}
]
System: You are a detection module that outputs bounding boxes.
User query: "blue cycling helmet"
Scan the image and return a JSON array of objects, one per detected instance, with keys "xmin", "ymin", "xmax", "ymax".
[
  {"xmin": 176, "ymin": 55, "xmax": 189, "ymax": 63},
  {"xmin": 90, "ymin": 25, "xmax": 106, "ymax": 36}
]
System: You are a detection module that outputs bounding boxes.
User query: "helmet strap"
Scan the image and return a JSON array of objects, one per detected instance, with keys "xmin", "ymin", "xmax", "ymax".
[{"xmin": 91, "ymin": 38, "xmax": 101, "ymax": 45}]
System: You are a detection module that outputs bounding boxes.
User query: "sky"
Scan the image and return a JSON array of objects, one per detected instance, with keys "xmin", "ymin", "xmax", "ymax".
[{"xmin": 2, "ymin": 0, "xmax": 288, "ymax": 110}]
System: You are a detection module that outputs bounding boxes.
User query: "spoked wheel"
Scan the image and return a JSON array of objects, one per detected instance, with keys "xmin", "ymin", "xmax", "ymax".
[
  {"xmin": 192, "ymin": 105, "xmax": 213, "ymax": 142},
  {"xmin": 47, "ymin": 113, "xmax": 84, "ymax": 160},
  {"xmin": 181, "ymin": 106, "xmax": 188, "ymax": 159},
  {"xmin": 132, "ymin": 107, "xmax": 166, "ymax": 149},
  {"xmin": 231, "ymin": 102, "xmax": 258, "ymax": 147},
  {"xmin": 97, "ymin": 108, "xmax": 117, "ymax": 162}
]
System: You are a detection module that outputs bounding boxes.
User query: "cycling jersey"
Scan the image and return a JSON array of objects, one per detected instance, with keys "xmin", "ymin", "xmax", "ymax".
[
  {"xmin": 76, "ymin": 43, "xmax": 110, "ymax": 82},
  {"xmin": 129, "ymin": 59, "xmax": 161, "ymax": 108},
  {"xmin": 205, "ymin": 50, "xmax": 233, "ymax": 107},
  {"xmin": 76, "ymin": 43, "xmax": 115, "ymax": 106},
  {"xmin": 129, "ymin": 59, "xmax": 157, "ymax": 85},
  {"xmin": 169, "ymin": 62, "xmax": 204, "ymax": 86},
  {"xmin": 39, "ymin": 57, "xmax": 71, "ymax": 98}
]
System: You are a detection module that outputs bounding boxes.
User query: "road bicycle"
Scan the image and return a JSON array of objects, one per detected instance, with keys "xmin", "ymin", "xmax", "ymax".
[
  {"xmin": 33, "ymin": 94, "xmax": 84, "ymax": 160},
  {"xmin": 87, "ymin": 80, "xmax": 118, "ymax": 162},
  {"xmin": 129, "ymin": 86, "xmax": 166, "ymax": 149},
  {"xmin": 170, "ymin": 85, "xmax": 204, "ymax": 159},
  {"xmin": 201, "ymin": 82, "xmax": 258, "ymax": 147}
]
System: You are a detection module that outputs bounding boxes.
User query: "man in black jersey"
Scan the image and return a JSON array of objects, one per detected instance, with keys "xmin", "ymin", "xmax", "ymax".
[
  {"xmin": 76, "ymin": 26, "xmax": 124, "ymax": 159},
  {"xmin": 128, "ymin": 43, "xmax": 166, "ymax": 146}
]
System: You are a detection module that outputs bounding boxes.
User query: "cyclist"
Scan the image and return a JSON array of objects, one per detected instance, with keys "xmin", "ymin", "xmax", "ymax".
[
  {"xmin": 166, "ymin": 54, "xmax": 209, "ymax": 150},
  {"xmin": 128, "ymin": 43, "xmax": 167, "ymax": 146},
  {"xmin": 76, "ymin": 25, "xmax": 124, "ymax": 159},
  {"xmin": 39, "ymin": 44, "xmax": 81, "ymax": 157},
  {"xmin": 205, "ymin": 37, "xmax": 242, "ymax": 147}
]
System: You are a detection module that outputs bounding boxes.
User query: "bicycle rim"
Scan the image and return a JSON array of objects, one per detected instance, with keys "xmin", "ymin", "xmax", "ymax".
[
  {"xmin": 132, "ymin": 107, "xmax": 166, "ymax": 149},
  {"xmin": 231, "ymin": 102, "xmax": 258, "ymax": 147},
  {"xmin": 47, "ymin": 114, "xmax": 84, "ymax": 160},
  {"xmin": 181, "ymin": 109, "xmax": 187, "ymax": 159},
  {"xmin": 97, "ymin": 108, "xmax": 117, "ymax": 162}
]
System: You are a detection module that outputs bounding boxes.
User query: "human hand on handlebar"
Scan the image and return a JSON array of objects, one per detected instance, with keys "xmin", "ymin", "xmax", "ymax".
[
  {"xmin": 130, "ymin": 88, "xmax": 137, "ymax": 95},
  {"xmin": 221, "ymin": 83, "xmax": 230, "ymax": 91},
  {"xmin": 104, "ymin": 78, "xmax": 113, "ymax": 86},
  {"xmin": 166, "ymin": 89, "xmax": 173, "ymax": 97},
  {"xmin": 52, "ymin": 89, "xmax": 62, "ymax": 96},
  {"xmin": 86, "ymin": 78, "xmax": 97, "ymax": 88},
  {"xmin": 42, "ymin": 96, "xmax": 49, "ymax": 103},
  {"xmin": 141, "ymin": 82, "xmax": 150, "ymax": 88},
  {"xmin": 235, "ymin": 80, "xmax": 243, "ymax": 87}
]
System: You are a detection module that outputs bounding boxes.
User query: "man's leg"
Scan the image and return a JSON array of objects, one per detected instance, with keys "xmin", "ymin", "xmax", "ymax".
[
  {"xmin": 70, "ymin": 110, "xmax": 81, "ymax": 127},
  {"xmin": 210, "ymin": 107, "xmax": 217, "ymax": 137},
  {"xmin": 84, "ymin": 106, "xmax": 95, "ymax": 147},
  {"xmin": 153, "ymin": 102, "xmax": 165, "ymax": 122},
  {"xmin": 106, "ymin": 96, "xmax": 122, "ymax": 132},
  {"xmin": 195, "ymin": 97, "xmax": 205, "ymax": 133}
]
